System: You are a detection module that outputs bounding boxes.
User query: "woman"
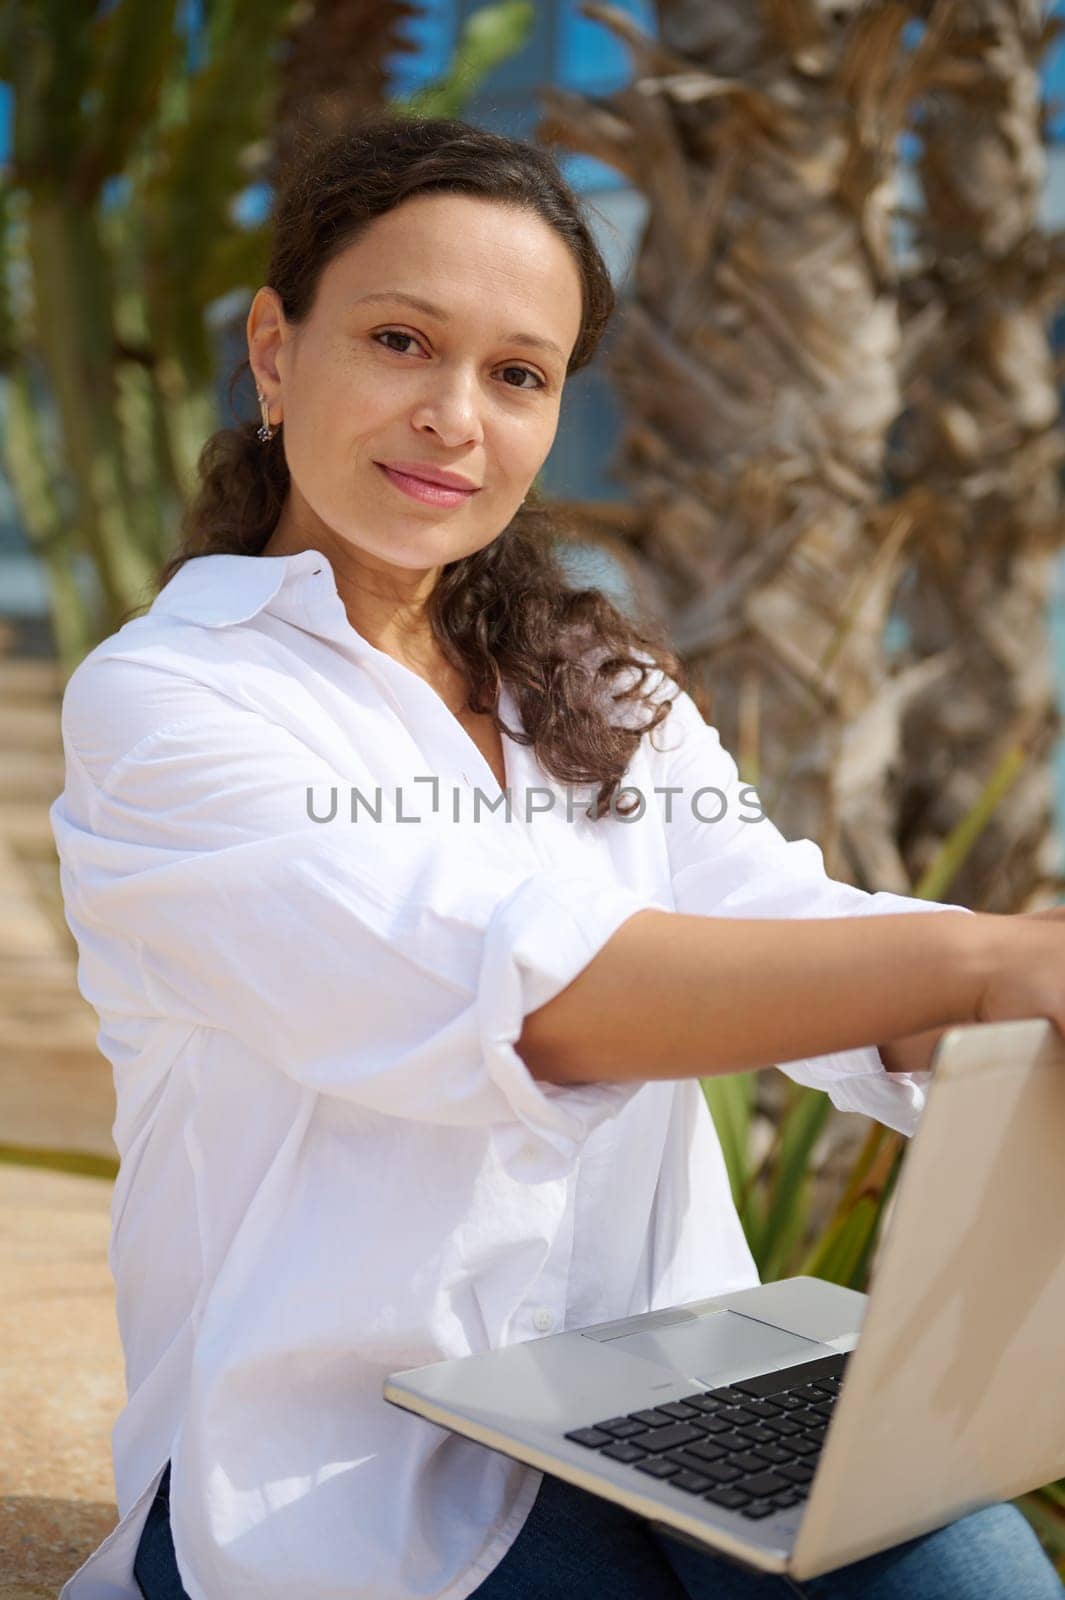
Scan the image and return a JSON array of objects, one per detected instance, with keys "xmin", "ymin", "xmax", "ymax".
[{"xmin": 49, "ymin": 115, "xmax": 1064, "ymax": 1599}]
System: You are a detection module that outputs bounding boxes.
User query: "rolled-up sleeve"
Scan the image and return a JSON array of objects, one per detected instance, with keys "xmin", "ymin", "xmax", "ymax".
[
  {"xmin": 647, "ymin": 681, "xmax": 974, "ymax": 1137},
  {"xmin": 50, "ymin": 658, "xmax": 658, "ymax": 1174}
]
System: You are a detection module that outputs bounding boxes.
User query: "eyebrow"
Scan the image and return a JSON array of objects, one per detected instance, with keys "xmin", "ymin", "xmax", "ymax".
[{"xmin": 350, "ymin": 291, "xmax": 567, "ymax": 363}]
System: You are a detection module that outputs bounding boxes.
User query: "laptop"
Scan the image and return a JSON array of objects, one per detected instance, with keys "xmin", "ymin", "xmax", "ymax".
[{"xmin": 384, "ymin": 1017, "xmax": 1065, "ymax": 1580}]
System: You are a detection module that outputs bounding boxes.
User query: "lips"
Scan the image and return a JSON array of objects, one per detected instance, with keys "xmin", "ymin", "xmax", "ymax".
[
  {"xmin": 375, "ymin": 463, "xmax": 479, "ymax": 508},
  {"xmin": 376, "ymin": 461, "xmax": 480, "ymax": 492}
]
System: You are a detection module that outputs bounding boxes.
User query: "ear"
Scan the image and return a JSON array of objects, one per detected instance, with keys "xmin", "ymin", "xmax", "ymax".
[{"xmin": 247, "ymin": 286, "xmax": 288, "ymax": 406}]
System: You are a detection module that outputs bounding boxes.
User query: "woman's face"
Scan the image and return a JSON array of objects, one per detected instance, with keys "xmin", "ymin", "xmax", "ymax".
[{"xmin": 248, "ymin": 192, "xmax": 585, "ymax": 576}]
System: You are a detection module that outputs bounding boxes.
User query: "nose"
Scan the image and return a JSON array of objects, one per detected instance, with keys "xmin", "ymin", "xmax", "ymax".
[{"xmin": 410, "ymin": 363, "xmax": 485, "ymax": 448}]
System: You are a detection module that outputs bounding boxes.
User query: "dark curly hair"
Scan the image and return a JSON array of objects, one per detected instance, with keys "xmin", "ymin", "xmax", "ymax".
[{"xmin": 144, "ymin": 113, "xmax": 685, "ymax": 819}]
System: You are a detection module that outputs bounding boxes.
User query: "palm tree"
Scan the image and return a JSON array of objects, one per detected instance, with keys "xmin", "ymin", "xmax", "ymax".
[
  {"xmin": 533, "ymin": 0, "xmax": 944, "ymax": 1289},
  {"xmin": 891, "ymin": 0, "xmax": 1065, "ymax": 914},
  {"xmin": 1, "ymin": 0, "xmax": 300, "ymax": 661},
  {"xmin": 534, "ymin": 1, "xmax": 1065, "ymax": 1566},
  {"xmin": 0, "ymin": 1, "xmax": 531, "ymax": 666},
  {"xmin": 273, "ymin": 1, "xmax": 418, "ymax": 180},
  {"xmin": 537, "ymin": 0, "xmax": 953, "ymax": 894}
]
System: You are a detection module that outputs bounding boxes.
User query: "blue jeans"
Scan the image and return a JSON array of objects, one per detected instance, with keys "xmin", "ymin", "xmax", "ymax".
[
  {"xmin": 133, "ymin": 1461, "xmax": 1064, "ymax": 1599},
  {"xmin": 472, "ymin": 1470, "xmax": 1064, "ymax": 1598}
]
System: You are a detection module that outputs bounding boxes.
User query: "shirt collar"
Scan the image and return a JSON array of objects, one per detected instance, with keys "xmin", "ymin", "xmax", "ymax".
[
  {"xmin": 149, "ymin": 549, "xmax": 331, "ymax": 630},
  {"xmin": 144, "ymin": 544, "xmax": 539, "ymax": 844}
]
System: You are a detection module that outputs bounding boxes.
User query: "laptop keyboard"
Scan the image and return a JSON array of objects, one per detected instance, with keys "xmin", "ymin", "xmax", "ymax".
[{"xmin": 563, "ymin": 1350, "xmax": 850, "ymax": 1523}]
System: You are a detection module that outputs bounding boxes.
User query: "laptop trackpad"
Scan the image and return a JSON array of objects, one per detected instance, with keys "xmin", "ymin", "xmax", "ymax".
[{"xmin": 602, "ymin": 1309, "xmax": 822, "ymax": 1384}]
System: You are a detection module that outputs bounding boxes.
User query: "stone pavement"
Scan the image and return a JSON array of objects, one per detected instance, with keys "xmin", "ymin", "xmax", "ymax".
[
  {"xmin": 0, "ymin": 650, "xmax": 124, "ymax": 1596},
  {"xmin": 0, "ymin": 656, "xmax": 116, "ymax": 1161},
  {"xmin": 0, "ymin": 1166, "xmax": 124, "ymax": 1599}
]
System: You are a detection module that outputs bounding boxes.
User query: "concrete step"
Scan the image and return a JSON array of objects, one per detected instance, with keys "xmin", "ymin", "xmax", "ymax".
[
  {"xmin": 0, "ymin": 659, "xmax": 63, "ymax": 701},
  {"xmin": 0, "ymin": 842, "xmax": 64, "ymax": 959},
  {"xmin": 0, "ymin": 1014, "xmax": 99, "ymax": 1050},
  {"xmin": 0, "ymin": 1165, "xmax": 123, "ymax": 1596},
  {"xmin": 0, "ymin": 958, "xmax": 77, "ymax": 993},
  {"xmin": 0, "ymin": 705, "xmax": 62, "ymax": 754},
  {"xmin": 0, "ymin": 970, "xmax": 89, "ymax": 1021},
  {"xmin": 0, "ymin": 1045, "xmax": 116, "ymax": 1159},
  {"xmin": 0, "ymin": 757, "xmax": 65, "ymax": 805},
  {"xmin": 0, "ymin": 803, "xmax": 59, "ymax": 857}
]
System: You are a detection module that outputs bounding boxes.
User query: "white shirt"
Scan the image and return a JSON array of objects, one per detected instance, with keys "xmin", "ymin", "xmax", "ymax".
[{"xmin": 49, "ymin": 547, "xmax": 967, "ymax": 1600}]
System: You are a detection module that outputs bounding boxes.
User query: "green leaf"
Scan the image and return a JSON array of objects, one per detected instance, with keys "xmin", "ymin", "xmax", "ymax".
[
  {"xmin": 915, "ymin": 738, "xmax": 1027, "ymax": 901},
  {"xmin": 800, "ymin": 1194, "xmax": 879, "ymax": 1286},
  {"xmin": 1012, "ymin": 1487, "xmax": 1065, "ymax": 1574},
  {"xmin": 394, "ymin": 1, "xmax": 535, "ymax": 120},
  {"xmin": 0, "ymin": 1143, "xmax": 118, "ymax": 1181},
  {"xmin": 760, "ymin": 1086, "xmax": 829, "ymax": 1280},
  {"xmin": 145, "ymin": 0, "xmax": 292, "ymax": 381},
  {"xmin": 10, "ymin": 0, "xmax": 96, "ymax": 183},
  {"xmin": 0, "ymin": 179, "xmax": 15, "ymax": 369},
  {"xmin": 700, "ymin": 1070, "xmax": 754, "ymax": 1210},
  {"xmin": 199, "ymin": 220, "xmax": 271, "ymax": 305}
]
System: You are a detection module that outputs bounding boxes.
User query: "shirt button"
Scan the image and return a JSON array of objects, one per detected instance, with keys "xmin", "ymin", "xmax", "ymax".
[{"xmin": 533, "ymin": 1308, "xmax": 555, "ymax": 1333}]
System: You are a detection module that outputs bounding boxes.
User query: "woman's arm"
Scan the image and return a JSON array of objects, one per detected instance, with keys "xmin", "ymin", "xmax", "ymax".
[
  {"xmin": 548, "ymin": 673, "xmax": 981, "ymax": 1129},
  {"xmin": 51, "ymin": 654, "xmax": 666, "ymax": 1183},
  {"xmin": 878, "ymin": 1027, "xmax": 952, "ymax": 1075},
  {"xmin": 517, "ymin": 905, "xmax": 989, "ymax": 1085}
]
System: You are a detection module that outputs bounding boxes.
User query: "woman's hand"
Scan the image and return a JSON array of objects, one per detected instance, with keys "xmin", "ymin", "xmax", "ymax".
[{"xmin": 971, "ymin": 907, "xmax": 1065, "ymax": 1038}]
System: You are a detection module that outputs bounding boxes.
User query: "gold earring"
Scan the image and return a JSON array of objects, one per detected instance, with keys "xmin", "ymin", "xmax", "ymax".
[{"xmin": 256, "ymin": 388, "xmax": 277, "ymax": 443}]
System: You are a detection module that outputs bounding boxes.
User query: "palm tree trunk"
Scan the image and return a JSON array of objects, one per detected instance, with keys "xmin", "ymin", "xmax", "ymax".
[
  {"xmin": 272, "ymin": 1, "xmax": 417, "ymax": 183},
  {"xmin": 892, "ymin": 0, "xmax": 1065, "ymax": 911},
  {"xmin": 537, "ymin": 0, "xmax": 942, "ymax": 890}
]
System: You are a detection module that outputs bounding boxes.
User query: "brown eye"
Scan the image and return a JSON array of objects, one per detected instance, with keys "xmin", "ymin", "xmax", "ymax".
[
  {"xmin": 374, "ymin": 330, "xmax": 545, "ymax": 391},
  {"xmin": 374, "ymin": 330, "xmax": 423, "ymax": 355},
  {"xmin": 501, "ymin": 365, "xmax": 545, "ymax": 391}
]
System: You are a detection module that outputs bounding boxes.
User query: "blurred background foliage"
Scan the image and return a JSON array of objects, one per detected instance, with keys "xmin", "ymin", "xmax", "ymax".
[
  {"xmin": 0, "ymin": 0, "xmax": 1063, "ymax": 1571},
  {"xmin": 0, "ymin": 0, "xmax": 537, "ymax": 665}
]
